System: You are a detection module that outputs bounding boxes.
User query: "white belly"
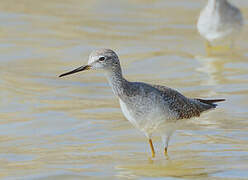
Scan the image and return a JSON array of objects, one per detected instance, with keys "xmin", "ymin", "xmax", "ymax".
[
  {"xmin": 119, "ymin": 98, "xmax": 172, "ymax": 137},
  {"xmin": 197, "ymin": 8, "xmax": 242, "ymax": 42},
  {"xmin": 119, "ymin": 99, "xmax": 139, "ymax": 128}
]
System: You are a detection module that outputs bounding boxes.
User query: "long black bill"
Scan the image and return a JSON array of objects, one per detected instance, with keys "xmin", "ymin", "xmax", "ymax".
[{"xmin": 59, "ymin": 65, "xmax": 91, "ymax": 77}]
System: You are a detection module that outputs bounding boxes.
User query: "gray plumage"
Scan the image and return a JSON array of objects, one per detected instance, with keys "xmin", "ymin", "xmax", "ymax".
[{"xmin": 59, "ymin": 49, "xmax": 225, "ymax": 156}]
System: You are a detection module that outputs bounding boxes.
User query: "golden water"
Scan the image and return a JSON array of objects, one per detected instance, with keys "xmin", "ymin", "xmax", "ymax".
[{"xmin": 0, "ymin": 0, "xmax": 248, "ymax": 179}]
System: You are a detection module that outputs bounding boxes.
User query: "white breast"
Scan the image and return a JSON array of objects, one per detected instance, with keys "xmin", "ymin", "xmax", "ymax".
[
  {"xmin": 119, "ymin": 99, "xmax": 139, "ymax": 128},
  {"xmin": 197, "ymin": 4, "xmax": 243, "ymax": 42},
  {"xmin": 119, "ymin": 98, "xmax": 174, "ymax": 137}
]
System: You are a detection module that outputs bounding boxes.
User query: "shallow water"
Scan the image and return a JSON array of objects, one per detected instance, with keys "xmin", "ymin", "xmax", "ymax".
[{"xmin": 0, "ymin": 0, "xmax": 248, "ymax": 179}]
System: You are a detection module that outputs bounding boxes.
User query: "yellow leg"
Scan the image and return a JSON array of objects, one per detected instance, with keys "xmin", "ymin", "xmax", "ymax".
[
  {"xmin": 205, "ymin": 41, "xmax": 212, "ymax": 56},
  {"xmin": 206, "ymin": 41, "xmax": 211, "ymax": 48},
  {"xmin": 149, "ymin": 139, "xmax": 155, "ymax": 158},
  {"xmin": 164, "ymin": 147, "xmax": 168, "ymax": 157},
  {"xmin": 206, "ymin": 40, "xmax": 232, "ymax": 54},
  {"xmin": 162, "ymin": 134, "xmax": 170, "ymax": 157}
]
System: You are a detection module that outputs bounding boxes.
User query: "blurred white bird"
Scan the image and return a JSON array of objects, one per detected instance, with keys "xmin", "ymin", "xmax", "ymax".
[{"xmin": 197, "ymin": 0, "xmax": 243, "ymax": 52}]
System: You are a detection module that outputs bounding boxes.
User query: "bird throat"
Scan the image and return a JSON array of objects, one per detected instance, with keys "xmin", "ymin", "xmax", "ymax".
[{"xmin": 105, "ymin": 65, "xmax": 128, "ymax": 97}]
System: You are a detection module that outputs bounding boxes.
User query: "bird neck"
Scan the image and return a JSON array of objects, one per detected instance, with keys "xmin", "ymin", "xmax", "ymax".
[
  {"xmin": 105, "ymin": 65, "xmax": 129, "ymax": 97},
  {"xmin": 207, "ymin": 0, "xmax": 227, "ymax": 10}
]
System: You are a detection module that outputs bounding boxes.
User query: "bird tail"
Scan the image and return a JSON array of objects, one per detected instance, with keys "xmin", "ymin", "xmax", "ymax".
[{"xmin": 196, "ymin": 98, "xmax": 225, "ymax": 108}]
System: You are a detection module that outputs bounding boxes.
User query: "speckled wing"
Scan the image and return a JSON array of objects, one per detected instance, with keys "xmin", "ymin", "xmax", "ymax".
[{"xmin": 152, "ymin": 84, "xmax": 224, "ymax": 120}]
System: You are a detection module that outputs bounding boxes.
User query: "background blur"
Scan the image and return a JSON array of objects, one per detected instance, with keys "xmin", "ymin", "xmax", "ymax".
[{"xmin": 0, "ymin": 0, "xmax": 248, "ymax": 179}]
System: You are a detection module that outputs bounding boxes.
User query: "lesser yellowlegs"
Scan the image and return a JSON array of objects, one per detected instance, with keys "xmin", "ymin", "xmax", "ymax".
[
  {"xmin": 59, "ymin": 49, "xmax": 225, "ymax": 157},
  {"xmin": 197, "ymin": 0, "xmax": 243, "ymax": 50}
]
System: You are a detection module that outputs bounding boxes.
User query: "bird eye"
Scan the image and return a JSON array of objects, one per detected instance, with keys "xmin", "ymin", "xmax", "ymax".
[{"xmin": 99, "ymin": 57, "xmax": 105, "ymax": 61}]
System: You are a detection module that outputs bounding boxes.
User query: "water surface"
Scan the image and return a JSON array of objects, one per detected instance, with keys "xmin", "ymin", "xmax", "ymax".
[{"xmin": 0, "ymin": 0, "xmax": 248, "ymax": 179}]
